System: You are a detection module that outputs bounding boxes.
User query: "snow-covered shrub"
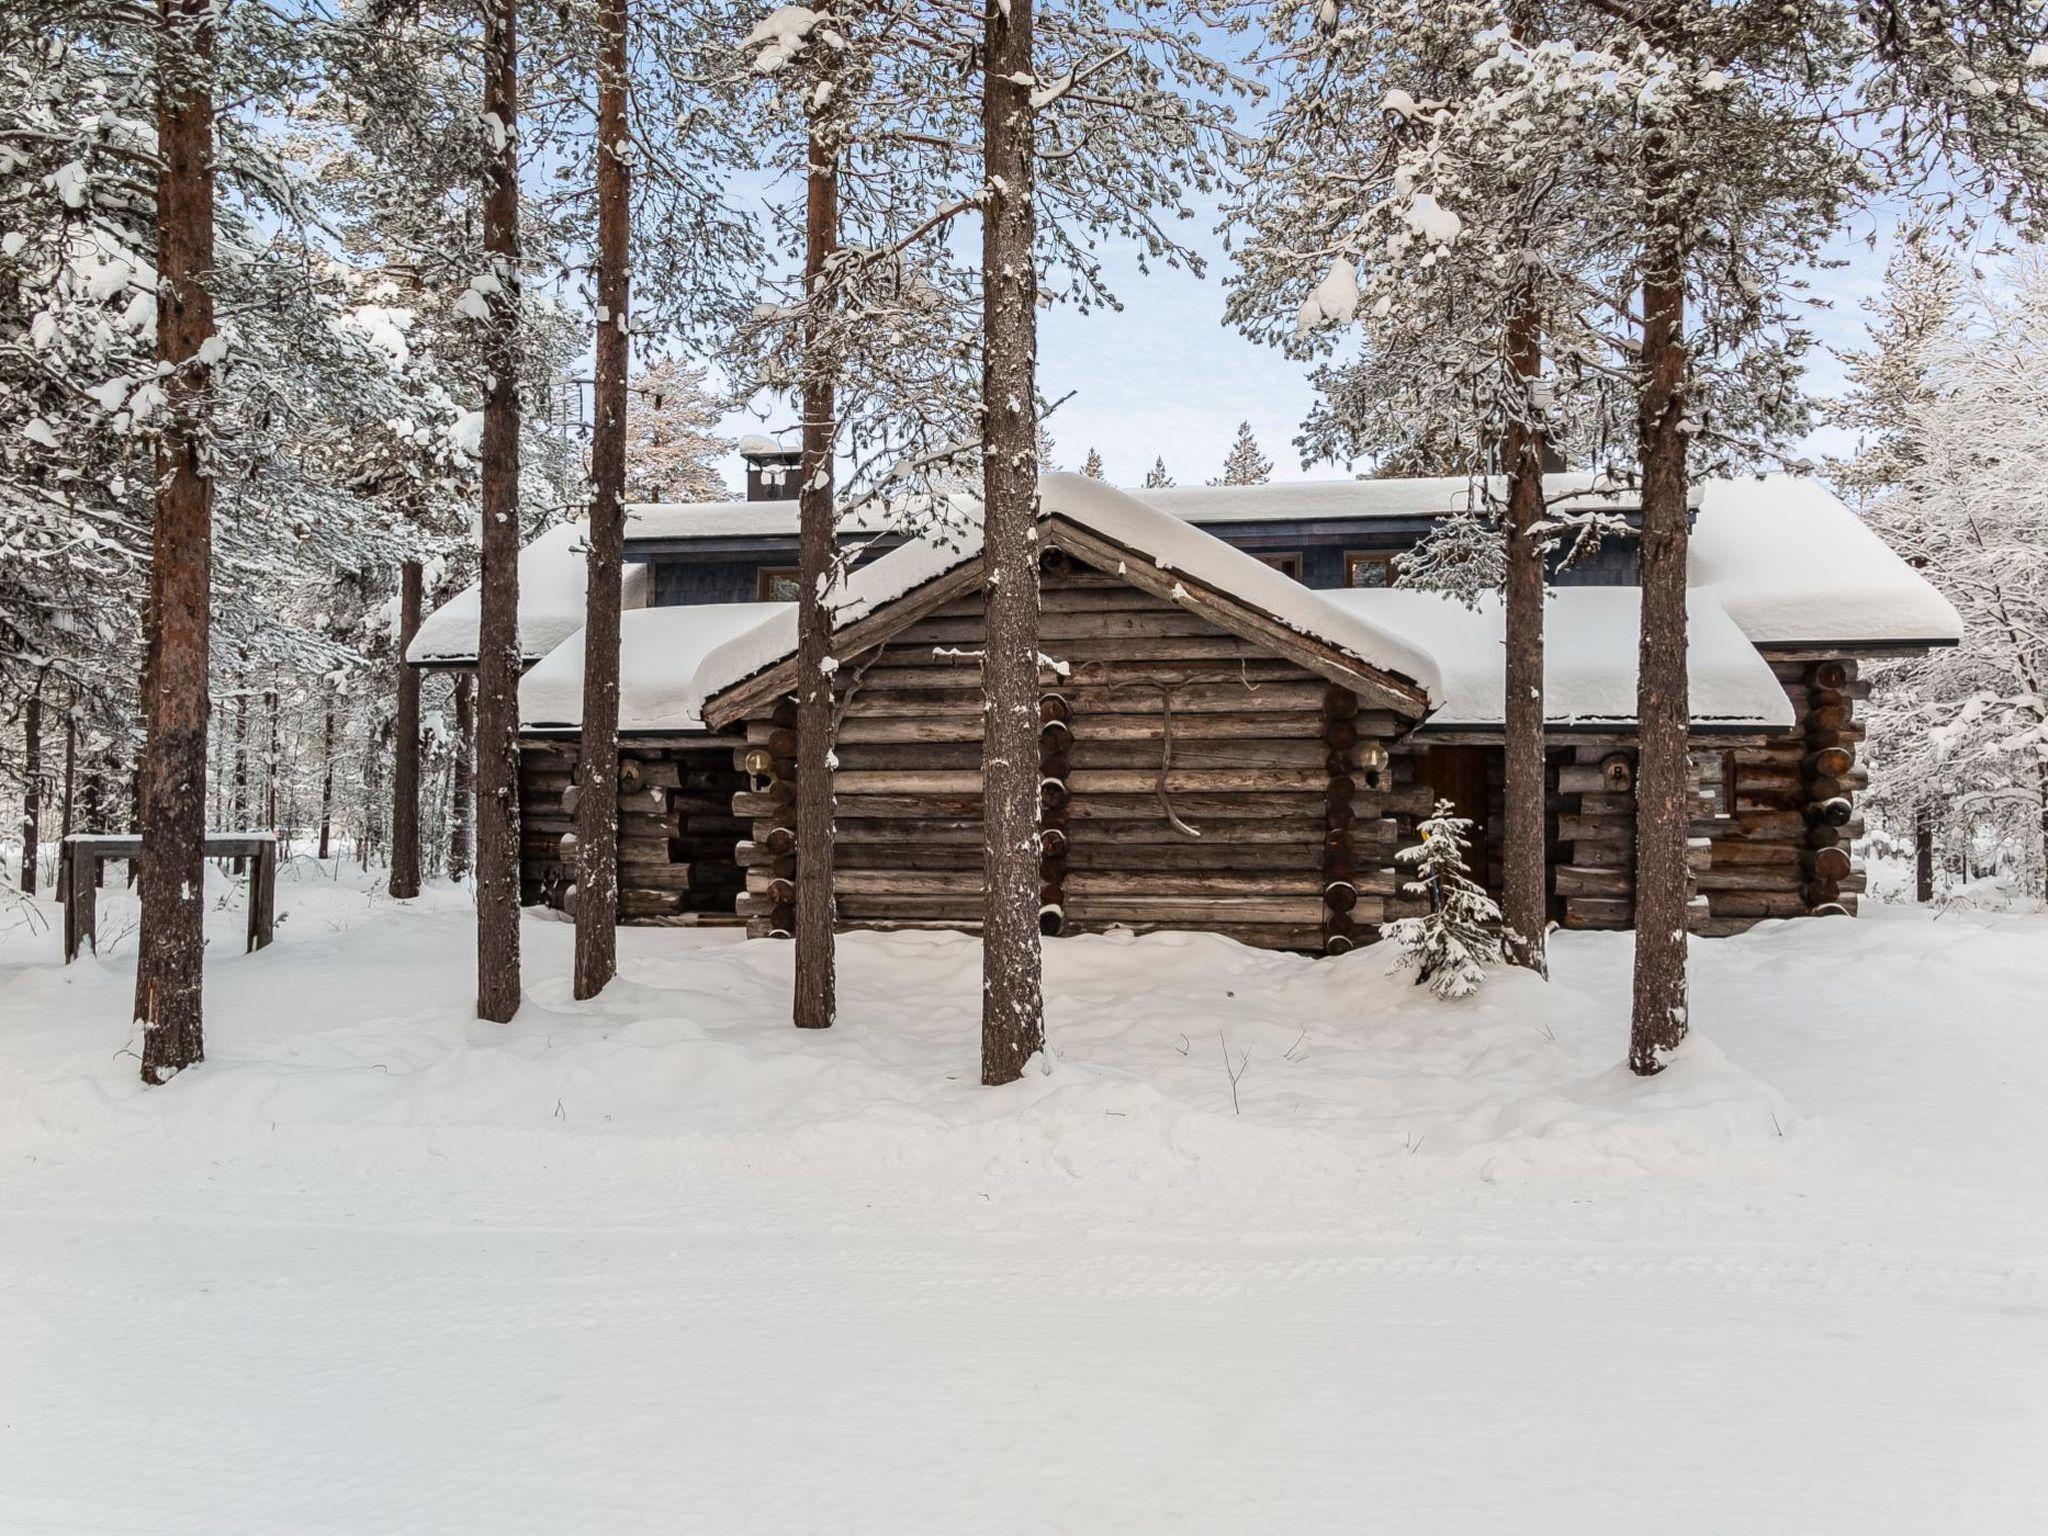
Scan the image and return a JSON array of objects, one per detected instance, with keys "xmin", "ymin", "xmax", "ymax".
[{"xmin": 1387, "ymin": 800, "xmax": 1501, "ymax": 1000}]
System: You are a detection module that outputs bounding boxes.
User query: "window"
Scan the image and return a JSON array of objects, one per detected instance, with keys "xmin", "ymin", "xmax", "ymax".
[
  {"xmin": 757, "ymin": 566, "xmax": 801, "ymax": 602},
  {"xmin": 1254, "ymin": 551, "xmax": 1303, "ymax": 579},
  {"xmin": 1693, "ymin": 750, "xmax": 1737, "ymax": 819},
  {"xmin": 1345, "ymin": 551, "xmax": 1397, "ymax": 589}
]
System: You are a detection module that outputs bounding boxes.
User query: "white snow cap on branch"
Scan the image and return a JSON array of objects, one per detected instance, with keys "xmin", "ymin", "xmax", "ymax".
[
  {"xmin": 1297, "ymin": 257, "xmax": 1359, "ymax": 334},
  {"xmin": 746, "ymin": 6, "xmax": 820, "ymax": 73}
]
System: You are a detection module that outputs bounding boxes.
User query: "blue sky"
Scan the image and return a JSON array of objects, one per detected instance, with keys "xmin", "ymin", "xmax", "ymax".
[{"xmin": 708, "ymin": 219, "xmax": 1907, "ymax": 494}]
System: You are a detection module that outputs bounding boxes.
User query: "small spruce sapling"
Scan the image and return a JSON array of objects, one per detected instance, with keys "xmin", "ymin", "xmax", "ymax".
[{"xmin": 1387, "ymin": 799, "xmax": 1500, "ymax": 1000}]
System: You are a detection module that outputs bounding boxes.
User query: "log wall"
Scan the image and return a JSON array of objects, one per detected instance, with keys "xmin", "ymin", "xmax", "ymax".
[
  {"xmin": 1694, "ymin": 654, "xmax": 1867, "ymax": 936},
  {"xmin": 518, "ymin": 738, "xmax": 748, "ymax": 924},
  {"xmin": 732, "ymin": 557, "xmax": 1428, "ymax": 951}
]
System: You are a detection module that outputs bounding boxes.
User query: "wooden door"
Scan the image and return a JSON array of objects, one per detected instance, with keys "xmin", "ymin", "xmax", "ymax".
[{"xmin": 1419, "ymin": 746, "xmax": 1489, "ymax": 835}]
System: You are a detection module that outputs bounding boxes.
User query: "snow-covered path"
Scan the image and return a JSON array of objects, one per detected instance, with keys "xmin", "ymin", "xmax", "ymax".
[{"xmin": 2, "ymin": 873, "xmax": 2043, "ymax": 1534}]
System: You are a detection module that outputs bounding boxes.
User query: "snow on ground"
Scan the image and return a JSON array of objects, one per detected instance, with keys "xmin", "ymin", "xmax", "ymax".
[{"xmin": 1, "ymin": 866, "xmax": 2043, "ymax": 1534}]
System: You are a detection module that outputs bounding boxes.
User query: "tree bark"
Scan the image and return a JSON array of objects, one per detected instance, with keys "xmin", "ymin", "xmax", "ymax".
[
  {"xmin": 475, "ymin": 0, "xmax": 524, "ymax": 1022},
  {"xmin": 135, "ymin": 0, "xmax": 215, "ymax": 1084},
  {"xmin": 574, "ymin": 0, "xmax": 629, "ymax": 1000},
  {"xmin": 60, "ymin": 699, "xmax": 76, "ymax": 845},
  {"xmin": 451, "ymin": 670, "xmax": 474, "ymax": 881},
  {"xmin": 1628, "ymin": 170, "xmax": 1691, "ymax": 1077},
  {"xmin": 792, "ymin": 59, "xmax": 840, "ymax": 1030},
  {"xmin": 1914, "ymin": 806, "xmax": 1934, "ymax": 903},
  {"xmin": 979, "ymin": 0, "xmax": 1045, "ymax": 1085},
  {"xmin": 263, "ymin": 685, "xmax": 279, "ymax": 835},
  {"xmin": 318, "ymin": 699, "xmax": 335, "ymax": 861},
  {"xmin": 1500, "ymin": 288, "xmax": 1547, "ymax": 975},
  {"xmin": 20, "ymin": 687, "xmax": 40, "ymax": 895},
  {"xmin": 231, "ymin": 691, "xmax": 248, "ymax": 829},
  {"xmin": 390, "ymin": 560, "xmax": 423, "ymax": 897}
]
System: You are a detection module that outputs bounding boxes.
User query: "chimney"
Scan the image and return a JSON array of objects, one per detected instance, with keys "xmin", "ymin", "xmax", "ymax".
[{"xmin": 739, "ymin": 435, "xmax": 803, "ymax": 502}]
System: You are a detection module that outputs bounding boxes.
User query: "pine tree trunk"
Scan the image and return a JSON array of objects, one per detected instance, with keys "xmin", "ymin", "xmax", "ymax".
[
  {"xmin": 475, "ymin": 0, "xmax": 524, "ymax": 1023},
  {"xmin": 263, "ymin": 685, "xmax": 279, "ymax": 834},
  {"xmin": 451, "ymin": 670, "xmax": 474, "ymax": 882},
  {"xmin": 1914, "ymin": 808, "xmax": 1934, "ymax": 903},
  {"xmin": 792, "ymin": 75, "xmax": 839, "ymax": 1031},
  {"xmin": 1500, "ymin": 291, "xmax": 1547, "ymax": 975},
  {"xmin": 60, "ymin": 701, "xmax": 76, "ymax": 845},
  {"xmin": 574, "ymin": 0, "xmax": 629, "ymax": 1000},
  {"xmin": 232, "ymin": 692, "xmax": 250, "ymax": 830},
  {"xmin": 979, "ymin": 0, "xmax": 1044, "ymax": 1085},
  {"xmin": 80, "ymin": 753, "xmax": 100, "ymax": 840},
  {"xmin": 318, "ymin": 700, "xmax": 335, "ymax": 861},
  {"xmin": 390, "ymin": 560, "xmax": 423, "ymax": 897},
  {"xmin": 1628, "ymin": 191, "xmax": 1691, "ymax": 1078},
  {"xmin": 20, "ymin": 687, "xmax": 40, "ymax": 895},
  {"xmin": 135, "ymin": 0, "xmax": 215, "ymax": 1084}
]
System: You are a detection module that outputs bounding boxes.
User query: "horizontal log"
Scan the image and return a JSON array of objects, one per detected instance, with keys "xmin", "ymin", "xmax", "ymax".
[
  {"xmin": 1732, "ymin": 745, "xmax": 1807, "ymax": 770},
  {"xmin": 1707, "ymin": 841, "xmax": 1803, "ymax": 867},
  {"xmin": 1693, "ymin": 868, "xmax": 1805, "ymax": 893},
  {"xmin": 831, "ymin": 869, "xmax": 985, "ymax": 897},
  {"xmin": 1067, "ymin": 841, "xmax": 1322, "ymax": 872},
  {"xmin": 1069, "ymin": 740, "xmax": 1353, "ymax": 773},
  {"xmin": 835, "ymin": 714, "xmax": 984, "ymax": 744},
  {"xmin": 1705, "ymin": 810, "xmax": 1807, "ymax": 840},
  {"xmin": 827, "ymin": 842, "xmax": 984, "ymax": 870},
  {"xmin": 1066, "ymin": 768, "xmax": 1332, "ymax": 795},
  {"xmin": 832, "ymin": 744, "xmax": 986, "ymax": 773},
  {"xmin": 1554, "ymin": 866, "xmax": 1633, "ymax": 899},
  {"xmin": 1707, "ymin": 890, "xmax": 1808, "ymax": 919},
  {"xmin": 1561, "ymin": 897, "xmax": 1633, "ymax": 929},
  {"xmin": 1062, "ymin": 894, "xmax": 1339, "ymax": 925},
  {"xmin": 1065, "ymin": 871, "xmax": 1331, "ymax": 900},
  {"xmin": 1558, "ymin": 813, "xmax": 1636, "ymax": 842}
]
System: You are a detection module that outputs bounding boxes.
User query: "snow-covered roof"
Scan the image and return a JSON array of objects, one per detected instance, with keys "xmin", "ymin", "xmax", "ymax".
[
  {"xmin": 621, "ymin": 495, "xmax": 915, "ymax": 543},
  {"xmin": 519, "ymin": 603, "xmax": 785, "ymax": 734},
  {"xmin": 737, "ymin": 433, "xmax": 795, "ymax": 458},
  {"xmin": 406, "ymin": 521, "xmax": 651, "ymax": 667},
  {"xmin": 619, "ymin": 473, "xmax": 1652, "ymax": 545},
  {"xmin": 693, "ymin": 474, "xmax": 1445, "ymax": 712},
  {"xmin": 1690, "ymin": 476, "xmax": 1963, "ymax": 647},
  {"xmin": 1130, "ymin": 473, "xmax": 1661, "ymax": 526},
  {"xmin": 1317, "ymin": 588, "xmax": 1794, "ymax": 730}
]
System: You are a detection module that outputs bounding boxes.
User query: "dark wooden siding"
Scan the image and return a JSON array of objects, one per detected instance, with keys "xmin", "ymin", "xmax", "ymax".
[
  {"xmin": 730, "ymin": 558, "xmax": 1432, "ymax": 950},
  {"xmin": 519, "ymin": 739, "xmax": 749, "ymax": 923}
]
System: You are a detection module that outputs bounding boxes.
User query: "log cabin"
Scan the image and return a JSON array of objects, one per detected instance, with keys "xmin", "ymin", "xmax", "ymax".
[{"xmin": 408, "ymin": 443, "xmax": 1961, "ymax": 947}]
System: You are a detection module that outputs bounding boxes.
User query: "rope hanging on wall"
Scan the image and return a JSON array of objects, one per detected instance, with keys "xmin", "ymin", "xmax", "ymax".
[{"xmin": 1069, "ymin": 659, "xmax": 1264, "ymax": 841}]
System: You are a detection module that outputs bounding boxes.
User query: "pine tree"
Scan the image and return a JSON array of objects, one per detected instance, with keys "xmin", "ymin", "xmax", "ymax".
[
  {"xmin": 1859, "ymin": 249, "xmax": 2048, "ymax": 898},
  {"xmin": 623, "ymin": 360, "xmax": 730, "ymax": 503},
  {"xmin": 1213, "ymin": 421, "xmax": 1272, "ymax": 485},
  {"xmin": 1143, "ymin": 456, "xmax": 1174, "ymax": 489},
  {"xmin": 979, "ymin": 0, "xmax": 1045, "ymax": 1085},
  {"xmin": 474, "ymin": 0, "xmax": 524, "ymax": 1024},
  {"xmin": 1081, "ymin": 447, "xmax": 1105, "ymax": 480},
  {"xmin": 133, "ymin": 0, "xmax": 216, "ymax": 1084},
  {"xmin": 1830, "ymin": 230, "xmax": 1963, "ymax": 508},
  {"xmin": 1387, "ymin": 800, "xmax": 1500, "ymax": 1000},
  {"xmin": 574, "ymin": 0, "xmax": 631, "ymax": 1000}
]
